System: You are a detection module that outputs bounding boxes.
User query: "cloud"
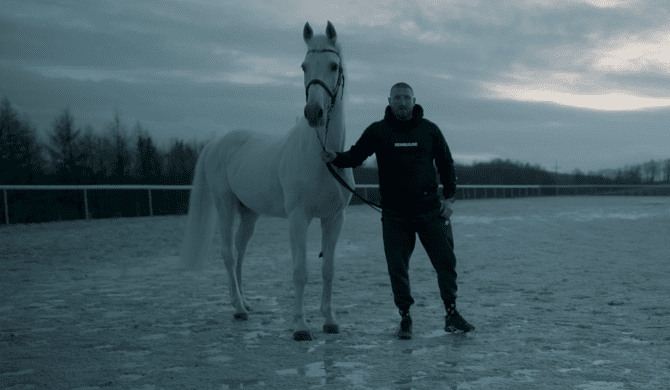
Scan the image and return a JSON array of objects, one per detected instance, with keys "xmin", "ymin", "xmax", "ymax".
[
  {"xmin": 349, "ymin": 95, "xmax": 385, "ymax": 105},
  {"xmin": 483, "ymin": 38, "xmax": 670, "ymax": 111},
  {"xmin": 486, "ymin": 85, "xmax": 670, "ymax": 110},
  {"xmin": 591, "ymin": 29, "xmax": 670, "ymax": 74}
]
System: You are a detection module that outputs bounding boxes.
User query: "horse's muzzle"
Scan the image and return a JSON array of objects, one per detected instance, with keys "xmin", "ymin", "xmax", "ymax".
[{"xmin": 304, "ymin": 103, "xmax": 324, "ymax": 128}]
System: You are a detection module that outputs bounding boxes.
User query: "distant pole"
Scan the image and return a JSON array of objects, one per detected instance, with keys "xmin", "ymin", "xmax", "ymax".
[
  {"xmin": 3, "ymin": 189, "xmax": 8, "ymax": 225},
  {"xmin": 555, "ymin": 159, "xmax": 560, "ymax": 196},
  {"xmin": 148, "ymin": 189, "xmax": 153, "ymax": 217},
  {"xmin": 84, "ymin": 189, "xmax": 89, "ymax": 221}
]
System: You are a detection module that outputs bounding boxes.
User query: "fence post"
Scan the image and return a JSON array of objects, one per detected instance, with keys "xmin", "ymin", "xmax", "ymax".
[
  {"xmin": 3, "ymin": 189, "xmax": 8, "ymax": 225},
  {"xmin": 84, "ymin": 189, "xmax": 89, "ymax": 221},
  {"xmin": 148, "ymin": 189, "xmax": 153, "ymax": 217}
]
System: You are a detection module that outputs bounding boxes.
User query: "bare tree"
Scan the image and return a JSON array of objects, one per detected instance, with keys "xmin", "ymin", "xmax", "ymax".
[
  {"xmin": 105, "ymin": 108, "xmax": 132, "ymax": 183},
  {"xmin": 663, "ymin": 158, "xmax": 670, "ymax": 183},
  {"xmin": 624, "ymin": 165, "xmax": 642, "ymax": 184},
  {"xmin": 46, "ymin": 107, "xmax": 81, "ymax": 183},
  {"xmin": 642, "ymin": 159, "xmax": 659, "ymax": 184}
]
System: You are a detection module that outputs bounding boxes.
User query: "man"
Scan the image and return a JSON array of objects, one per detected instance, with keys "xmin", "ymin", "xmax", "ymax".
[{"xmin": 321, "ymin": 82, "xmax": 474, "ymax": 339}]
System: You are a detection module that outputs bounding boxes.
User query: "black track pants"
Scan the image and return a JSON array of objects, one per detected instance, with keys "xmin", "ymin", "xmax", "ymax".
[{"xmin": 381, "ymin": 214, "xmax": 457, "ymax": 310}]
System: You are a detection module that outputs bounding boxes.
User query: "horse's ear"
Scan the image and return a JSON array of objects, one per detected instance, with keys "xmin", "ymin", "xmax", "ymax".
[
  {"xmin": 326, "ymin": 21, "xmax": 337, "ymax": 43},
  {"xmin": 303, "ymin": 22, "xmax": 313, "ymax": 42}
]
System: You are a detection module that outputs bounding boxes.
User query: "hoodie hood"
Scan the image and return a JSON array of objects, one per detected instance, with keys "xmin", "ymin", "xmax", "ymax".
[{"xmin": 384, "ymin": 104, "xmax": 424, "ymax": 131}]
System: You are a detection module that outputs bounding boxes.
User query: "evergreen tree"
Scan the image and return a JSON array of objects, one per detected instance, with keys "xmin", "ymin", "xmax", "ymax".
[
  {"xmin": 0, "ymin": 97, "xmax": 43, "ymax": 184},
  {"xmin": 75, "ymin": 124, "xmax": 103, "ymax": 184},
  {"xmin": 132, "ymin": 121, "xmax": 162, "ymax": 184},
  {"xmin": 164, "ymin": 139, "xmax": 202, "ymax": 185}
]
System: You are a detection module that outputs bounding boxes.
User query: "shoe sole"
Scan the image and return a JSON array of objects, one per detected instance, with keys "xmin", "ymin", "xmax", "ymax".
[{"xmin": 444, "ymin": 325, "xmax": 474, "ymax": 333}]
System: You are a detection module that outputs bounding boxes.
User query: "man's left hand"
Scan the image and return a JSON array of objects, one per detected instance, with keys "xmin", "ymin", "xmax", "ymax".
[{"xmin": 440, "ymin": 199, "xmax": 453, "ymax": 219}]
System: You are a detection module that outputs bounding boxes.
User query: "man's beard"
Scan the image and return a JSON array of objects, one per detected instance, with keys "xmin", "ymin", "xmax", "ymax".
[{"xmin": 394, "ymin": 107, "xmax": 412, "ymax": 120}]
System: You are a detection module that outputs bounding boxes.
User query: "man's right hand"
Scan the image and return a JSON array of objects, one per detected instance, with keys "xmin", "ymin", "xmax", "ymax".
[{"xmin": 321, "ymin": 149, "xmax": 337, "ymax": 163}]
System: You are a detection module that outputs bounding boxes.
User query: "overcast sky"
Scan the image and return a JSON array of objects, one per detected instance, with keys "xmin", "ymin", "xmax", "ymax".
[{"xmin": 2, "ymin": 0, "xmax": 669, "ymax": 173}]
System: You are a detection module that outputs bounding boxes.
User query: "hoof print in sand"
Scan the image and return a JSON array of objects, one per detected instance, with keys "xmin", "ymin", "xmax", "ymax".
[
  {"xmin": 293, "ymin": 330, "xmax": 314, "ymax": 341},
  {"xmin": 323, "ymin": 324, "xmax": 340, "ymax": 334}
]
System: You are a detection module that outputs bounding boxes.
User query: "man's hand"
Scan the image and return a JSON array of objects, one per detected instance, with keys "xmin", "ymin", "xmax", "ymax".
[
  {"xmin": 321, "ymin": 149, "xmax": 337, "ymax": 163},
  {"xmin": 440, "ymin": 198, "xmax": 453, "ymax": 219}
]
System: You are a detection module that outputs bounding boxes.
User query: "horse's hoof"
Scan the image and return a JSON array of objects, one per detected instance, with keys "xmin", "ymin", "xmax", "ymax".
[
  {"xmin": 233, "ymin": 313, "xmax": 248, "ymax": 321},
  {"xmin": 323, "ymin": 324, "xmax": 340, "ymax": 334},
  {"xmin": 293, "ymin": 330, "xmax": 314, "ymax": 341}
]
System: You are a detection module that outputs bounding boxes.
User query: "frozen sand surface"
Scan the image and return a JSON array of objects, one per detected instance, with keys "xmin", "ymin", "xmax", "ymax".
[{"xmin": 1, "ymin": 196, "xmax": 670, "ymax": 389}]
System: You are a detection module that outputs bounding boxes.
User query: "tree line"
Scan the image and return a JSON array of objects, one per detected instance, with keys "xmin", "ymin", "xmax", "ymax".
[
  {"xmin": 1, "ymin": 98, "xmax": 203, "ymax": 186},
  {"xmin": 1, "ymin": 97, "xmax": 205, "ymax": 222},
  {"xmin": 2, "ymin": 96, "xmax": 669, "ymax": 223}
]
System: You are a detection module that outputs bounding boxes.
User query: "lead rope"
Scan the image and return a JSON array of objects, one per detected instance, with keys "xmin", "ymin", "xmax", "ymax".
[
  {"xmin": 318, "ymin": 74, "xmax": 390, "ymax": 217},
  {"xmin": 304, "ymin": 54, "xmax": 405, "ymax": 219}
]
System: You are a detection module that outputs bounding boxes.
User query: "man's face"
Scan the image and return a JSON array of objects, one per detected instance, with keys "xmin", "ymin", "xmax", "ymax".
[{"xmin": 388, "ymin": 87, "xmax": 415, "ymax": 120}]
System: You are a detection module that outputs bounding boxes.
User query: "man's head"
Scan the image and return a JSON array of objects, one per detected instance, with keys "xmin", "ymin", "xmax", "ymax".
[{"xmin": 388, "ymin": 82, "xmax": 415, "ymax": 121}]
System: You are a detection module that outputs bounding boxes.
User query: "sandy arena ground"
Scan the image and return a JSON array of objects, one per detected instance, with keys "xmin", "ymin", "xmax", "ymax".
[{"xmin": 1, "ymin": 196, "xmax": 670, "ymax": 390}]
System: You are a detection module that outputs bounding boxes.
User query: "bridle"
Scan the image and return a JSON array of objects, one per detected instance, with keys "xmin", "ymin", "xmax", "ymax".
[{"xmin": 304, "ymin": 48, "xmax": 345, "ymax": 151}]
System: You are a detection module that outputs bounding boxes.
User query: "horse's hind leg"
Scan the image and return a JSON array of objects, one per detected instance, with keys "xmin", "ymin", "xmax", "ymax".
[
  {"xmin": 320, "ymin": 211, "xmax": 344, "ymax": 334},
  {"xmin": 214, "ymin": 190, "xmax": 248, "ymax": 320},
  {"xmin": 235, "ymin": 201, "xmax": 260, "ymax": 312}
]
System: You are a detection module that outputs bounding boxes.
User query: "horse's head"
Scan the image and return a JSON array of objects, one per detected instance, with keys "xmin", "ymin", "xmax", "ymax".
[{"xmin": 302, "ymin": 21, "xmax": 344, "ymax": 128}]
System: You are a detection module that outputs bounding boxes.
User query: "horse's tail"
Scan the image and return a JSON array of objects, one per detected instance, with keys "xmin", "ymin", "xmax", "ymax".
[{"xmin": 180, "ymin": 143, "xmax": 216, "ymax": 271}]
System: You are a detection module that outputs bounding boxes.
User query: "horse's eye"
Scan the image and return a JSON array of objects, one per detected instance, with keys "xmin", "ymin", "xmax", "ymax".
[{"xmin": 331, "ymin": 64, "xmax": 338, "ymax": 72}]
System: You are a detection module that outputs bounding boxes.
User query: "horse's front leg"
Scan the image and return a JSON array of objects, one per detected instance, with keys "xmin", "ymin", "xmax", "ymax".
[
  {"xmin": 320, "ymin": 211, "xmax": 344, "ymax": 334},
  {"xmin": 288, "ymin": 209, "xmax": 313, "ymax": 341}
]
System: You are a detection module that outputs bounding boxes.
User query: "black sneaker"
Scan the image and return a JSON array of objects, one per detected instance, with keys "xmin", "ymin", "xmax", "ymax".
[
  {"xmin": 444, "ymin": 310, "xmax": 475, "ymax": 333},
  {"xmin": 395, "ymin": 315, "xmax": 412, "ymax": 340}
]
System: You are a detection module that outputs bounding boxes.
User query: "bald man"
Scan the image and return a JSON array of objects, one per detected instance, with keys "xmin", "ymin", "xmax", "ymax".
[{"xmin": 322, "ymin": 82, "xmax": 474, "ymax": 339}]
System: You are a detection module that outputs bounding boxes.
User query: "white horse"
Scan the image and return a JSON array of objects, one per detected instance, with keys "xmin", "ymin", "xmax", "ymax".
[{"xmin": 180, "ymin": 21, "xmax": 354, "ymax": 341}]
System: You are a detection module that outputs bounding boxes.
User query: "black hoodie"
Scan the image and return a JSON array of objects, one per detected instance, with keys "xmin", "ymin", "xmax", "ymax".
[{"xmin": 332, "ymin": 104, "xmax": 457, "ymax": 218}]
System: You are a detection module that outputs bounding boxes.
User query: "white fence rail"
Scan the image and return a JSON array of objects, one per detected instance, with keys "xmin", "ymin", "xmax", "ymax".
[{"xmin": 2, "ymin": 184, "xmax": 670, "ymax": 225}]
